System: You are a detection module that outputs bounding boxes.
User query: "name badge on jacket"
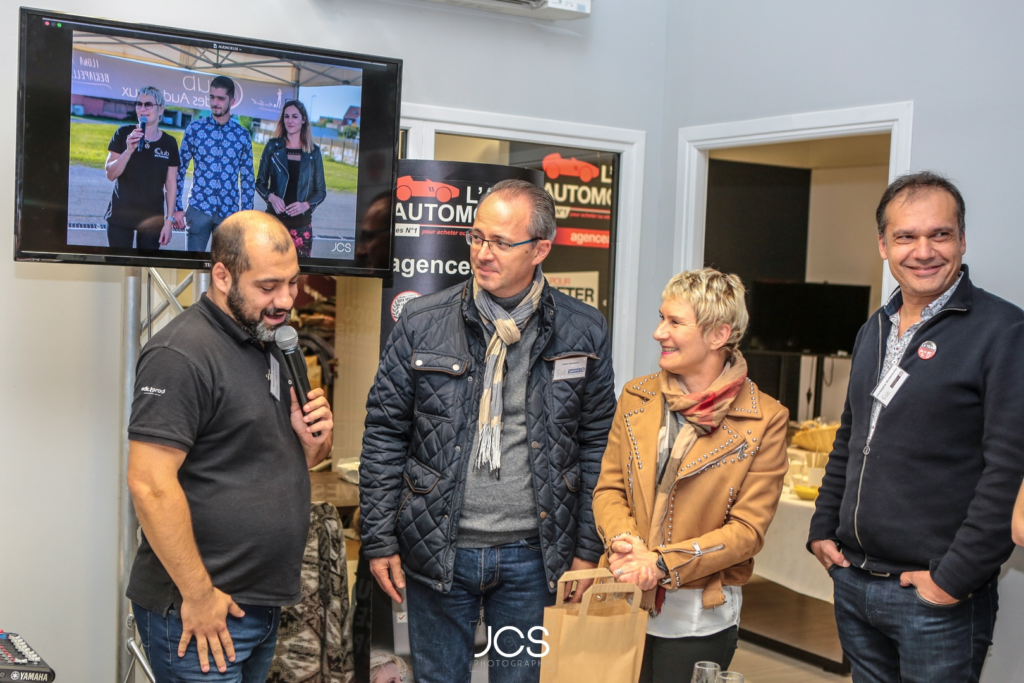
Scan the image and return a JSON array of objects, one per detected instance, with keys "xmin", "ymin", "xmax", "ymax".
[
  {"xmin": 553, "ymin": 356, "xmax": 588, "ymax": 382},
  {"xmin": 269, "ymin": 355, "xmax": 281, "ymax": 401},
  {"xmin": 871, "ymin": 364, "xmax": 908, "ymax": 406}
]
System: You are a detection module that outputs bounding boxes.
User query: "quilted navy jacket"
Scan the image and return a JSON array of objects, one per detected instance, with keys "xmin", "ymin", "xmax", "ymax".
[{"xmin": 359, "ymin": 279, "xmax": 617, "ymax": 594}]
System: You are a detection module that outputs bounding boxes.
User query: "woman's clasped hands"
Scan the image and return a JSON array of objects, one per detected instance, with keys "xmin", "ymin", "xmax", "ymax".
[{"xmin": 607, "ymin": 536, "xmax": 667, "ymax": 591}]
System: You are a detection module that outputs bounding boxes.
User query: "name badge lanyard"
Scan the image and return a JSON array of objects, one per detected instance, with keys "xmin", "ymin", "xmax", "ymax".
[
  {"xmin": 267, "ymin": 350, "xmax": 281, "ymax": 401},
  {"xmin": 870, "ymin": 338, "xmax": 939, "ymax": 408}
]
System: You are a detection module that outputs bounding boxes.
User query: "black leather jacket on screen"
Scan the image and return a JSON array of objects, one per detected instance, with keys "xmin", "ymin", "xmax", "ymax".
[
  {"xmin": 359, "ymin": 279, "xmax": 617, "ymax": 594},
  {"xmin": 254, "ymin": 137, "xmax": 327, "ymax": 210}
]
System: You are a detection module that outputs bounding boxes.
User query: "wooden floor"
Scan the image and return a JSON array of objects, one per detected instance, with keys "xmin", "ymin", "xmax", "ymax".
[
  {"xmin": 732, "ymin": 640, "xmax": 850, "ymax": 682},
  {"xmin": 739, "ymin": 576, "xmax": 848, "ymax": 673}
]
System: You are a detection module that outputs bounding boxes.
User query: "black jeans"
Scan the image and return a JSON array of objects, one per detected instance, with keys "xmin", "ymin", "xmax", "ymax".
[
  {"xmin": 639, "ymin": 625, "xmax": 738, "ymax": 683},
  {"xmin": 107, "ymin": 222, "xmax": 161, "ymax": 249}
]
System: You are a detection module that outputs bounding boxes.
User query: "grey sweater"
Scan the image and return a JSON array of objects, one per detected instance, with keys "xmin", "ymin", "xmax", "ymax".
[{"xmin": 456, "ymin": 289, "xmax": 541, "ymax": 548}]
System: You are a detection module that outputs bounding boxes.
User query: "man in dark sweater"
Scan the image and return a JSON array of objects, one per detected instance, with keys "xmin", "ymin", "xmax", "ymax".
[
  {"xmin": 808, "ymin": 172, "xmax": 1024, "ymax": 682},
  {"xmin": 360, "ymin": 179, "xmax": 616, "ymax": 683}
]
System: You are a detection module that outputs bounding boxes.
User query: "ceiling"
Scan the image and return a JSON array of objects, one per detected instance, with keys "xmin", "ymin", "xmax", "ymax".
[{"xmin": 709, "ymin": 133, "xmax": 891, "ymax": 169}]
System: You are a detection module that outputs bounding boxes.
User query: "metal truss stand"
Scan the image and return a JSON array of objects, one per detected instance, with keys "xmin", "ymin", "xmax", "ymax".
[{"xmin": 117, "ymin": 268, "xmax": 209, "ymax": 683}]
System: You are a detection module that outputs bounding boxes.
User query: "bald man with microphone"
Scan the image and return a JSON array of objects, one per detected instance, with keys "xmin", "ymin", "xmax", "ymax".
[{"xmin": 126, "ymin": 211, "xmax": 333, "ymax": 682}]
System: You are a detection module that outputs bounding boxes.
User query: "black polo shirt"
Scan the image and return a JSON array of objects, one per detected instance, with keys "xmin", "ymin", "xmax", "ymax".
[
  {"xmin": 126, "ymin": 294, "xmax": 310, "ymax": 614},
  {"xmin": 106, "ymin": 125, "xmax": 181, "ymax": 229}
]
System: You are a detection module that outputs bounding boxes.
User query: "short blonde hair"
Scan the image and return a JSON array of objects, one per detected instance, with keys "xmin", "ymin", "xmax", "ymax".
[
  {"xmin": 662, "ymin": 268, "xmax": 748, "ymax": 355},
  {"xmin": 370, "ymin": 651, "xmax": 410, "ymax": 682}
]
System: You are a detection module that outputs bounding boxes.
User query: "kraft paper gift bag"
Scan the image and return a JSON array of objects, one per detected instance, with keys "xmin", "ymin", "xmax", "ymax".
[{"xmin": 539, "ymin": 569, "xmax": 648, "ymax": 683}]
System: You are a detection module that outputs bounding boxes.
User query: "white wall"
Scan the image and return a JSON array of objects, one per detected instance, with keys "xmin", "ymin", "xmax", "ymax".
[
  {"xmin": 0, "ymin": 261, "xmax": 122, "ymax": 673},
  {"xmin": 0, "ymin": 1, "xmax": 671, "ymax": 680}
]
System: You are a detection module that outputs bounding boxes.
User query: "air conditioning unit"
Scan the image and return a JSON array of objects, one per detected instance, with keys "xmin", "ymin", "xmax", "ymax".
[{"xmin": 421, "ymin": 0, "xmax": 591, "ymax": 21}]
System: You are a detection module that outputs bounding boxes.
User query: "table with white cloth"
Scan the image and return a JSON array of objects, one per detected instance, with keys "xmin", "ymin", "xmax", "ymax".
[
  {"xmin": 740, "ymin": 489, "xmax": 848, "ymax": 674},
  {"xmin": 753, "ymin": 491, "xmax": 834, "ymax": 603}
]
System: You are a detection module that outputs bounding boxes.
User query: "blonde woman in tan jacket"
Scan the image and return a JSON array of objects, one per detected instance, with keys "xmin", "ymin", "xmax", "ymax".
[{"xmin": 593, "ymin": 269, "xmax": 789, "ymax": 682}]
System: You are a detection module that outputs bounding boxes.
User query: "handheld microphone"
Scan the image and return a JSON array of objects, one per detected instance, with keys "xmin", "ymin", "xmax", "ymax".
[
  {"xmin": 274, "ymin": 325, "xmax": 321, "ymax": 437},
  {"xmin": 139, "ymin": 119, "xmax": 146, "ymax": 152}
]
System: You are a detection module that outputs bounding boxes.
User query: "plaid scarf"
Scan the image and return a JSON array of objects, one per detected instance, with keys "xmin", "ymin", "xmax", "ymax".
[
  {"xmin": 643, "ymin": 353, "xmax": 748, "ymax": 613},
  {"xmin": 471, "ymin": 267, "xmax": 546, "ymax": 474}
]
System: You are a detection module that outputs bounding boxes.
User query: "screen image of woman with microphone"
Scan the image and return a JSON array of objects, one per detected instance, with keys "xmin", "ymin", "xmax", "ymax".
[
  {"xmin": 104, "ymin": 86, "xmax": 180, "ymax": 250},
  {"xmin": 255, "ymin": 99, "xmax": 327, "ymax": 257}
]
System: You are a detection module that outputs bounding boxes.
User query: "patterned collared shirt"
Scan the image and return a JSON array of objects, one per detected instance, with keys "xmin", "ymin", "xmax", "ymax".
[
  {"xmin": 867, "ymin": 273, "xmax": 963, "ymax": 443},
  {"xmin": 175, "ymin": 115, "xmax": 255, "ymax": 216}
]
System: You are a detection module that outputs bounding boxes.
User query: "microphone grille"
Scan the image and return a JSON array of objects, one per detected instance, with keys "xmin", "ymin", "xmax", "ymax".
[{"xmin": 274, "ymin": 325, "xmax": 300, "ymax": 350}]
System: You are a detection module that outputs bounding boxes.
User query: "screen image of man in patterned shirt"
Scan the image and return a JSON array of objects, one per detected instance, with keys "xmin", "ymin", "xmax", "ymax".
[{"xmin": 173, "ymin": 75, "xmax": 256, "ymax": 252}]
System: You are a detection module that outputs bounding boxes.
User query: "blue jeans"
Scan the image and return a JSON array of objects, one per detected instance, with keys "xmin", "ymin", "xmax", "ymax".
[
  {"xmin": 406, "ymin": 538, "xmax": 555, "ymax": 683},
  {"xmin": 830, "ymin": 565, "xmax": 998, "ymax": 683},
  {"xmin": 132, "ymin": 602, "xmax": 280, "ymax": 683},
  {"xmin": 185, "ymin": 206, "xmax": 225, "ymax": 252}
]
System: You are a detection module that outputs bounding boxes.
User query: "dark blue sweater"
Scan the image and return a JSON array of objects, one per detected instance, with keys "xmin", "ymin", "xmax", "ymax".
[{"xmin": 808, "ymin": 266, "xmax": 1024, "ymax": 599}]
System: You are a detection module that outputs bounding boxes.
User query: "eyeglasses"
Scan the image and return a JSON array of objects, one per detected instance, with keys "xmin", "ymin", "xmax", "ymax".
[
  {"xmin": 134, "ymin": 101, "xmax": 157, "ymax": 109},
  {"xmin": 465, "ymin": 231, "xmax": 538, "ymax": 254}
]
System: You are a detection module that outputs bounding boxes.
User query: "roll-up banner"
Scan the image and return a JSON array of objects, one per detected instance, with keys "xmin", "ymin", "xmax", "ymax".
[
  {"xmin": 379, "ymin": 160, "xmax": 544, "ymax": 352},
  {"xmin": 509, "ymin": 144, "xmax": 620, "ymax": 326}
]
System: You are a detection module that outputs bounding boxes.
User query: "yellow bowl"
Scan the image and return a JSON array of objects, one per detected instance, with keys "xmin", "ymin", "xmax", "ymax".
[{"xmin": 794, "ymin": 485, "xmax": 819, "ymax": 501}]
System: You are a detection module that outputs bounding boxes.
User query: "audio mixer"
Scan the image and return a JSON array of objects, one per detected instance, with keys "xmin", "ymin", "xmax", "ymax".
[{"xmin": 0, "ymin": 631, "xmax": 55, "ymax": 682}]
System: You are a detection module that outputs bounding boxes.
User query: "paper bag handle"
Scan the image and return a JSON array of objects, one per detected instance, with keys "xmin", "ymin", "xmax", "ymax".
[
  {"xmin": 554, "ymin": 568, "xmax": 615, "ymax": 605},
  {"xmin": 579, "ymin": 582, "xmax": 642, "ymax": 616}
]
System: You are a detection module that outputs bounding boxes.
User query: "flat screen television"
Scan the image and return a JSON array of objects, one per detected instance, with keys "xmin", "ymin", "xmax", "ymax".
[
  {"xmin": 745, "ymin": 280, "xmax": 872, "ymax": 356},
  {"xmin": 15, "ymin": 8, "xmax": 401, "ymax": 276}
]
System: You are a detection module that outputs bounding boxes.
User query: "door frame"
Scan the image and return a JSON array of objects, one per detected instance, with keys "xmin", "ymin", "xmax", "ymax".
[
  {"xmin": 675, "ymin": 101, "xmax": 914, "ymax": 306},
  {"xmin": 401, "ymin": 102, "xmax": 647, "ymax": 380}
]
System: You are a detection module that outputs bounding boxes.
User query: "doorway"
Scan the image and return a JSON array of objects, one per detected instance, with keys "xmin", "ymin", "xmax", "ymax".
[
  {"xmin": 677, "ymin": 103, "xmax": 914, "ymax": 675},
  {"xmin": 676, "ymin": 102, "xmax": 913, "ymax": 423},
  {"xmin": 708, "ymin": 137, "xmax": 891, "ymax": 674},
  {"xmin": 704, "ymin": 134, "xmax": 891, "ymax": 421}
]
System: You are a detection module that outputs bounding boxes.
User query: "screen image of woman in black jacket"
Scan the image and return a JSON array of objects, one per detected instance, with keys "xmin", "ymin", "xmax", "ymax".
[{"xmin": 255, "ymin": 99, "xmax": 327, "ymax": 257}]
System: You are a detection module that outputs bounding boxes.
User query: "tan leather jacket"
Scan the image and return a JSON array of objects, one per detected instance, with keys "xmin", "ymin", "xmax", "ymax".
[{"xmin": 593, "ymin": 373, "xmax": 789, "ymax": 608}]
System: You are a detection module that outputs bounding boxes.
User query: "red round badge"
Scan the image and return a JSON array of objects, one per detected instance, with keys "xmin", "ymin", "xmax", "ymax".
[{"xmin": 918, "ymin": 341, "xmax": 937, "ymax": 360}]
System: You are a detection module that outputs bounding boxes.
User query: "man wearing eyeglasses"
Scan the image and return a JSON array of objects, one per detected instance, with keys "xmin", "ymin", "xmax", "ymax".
[
  {"xmin": 173, "ymin": 76, "xmax": 255, "ymax": 252},
  {"xmin": 360, "ymin": 179, "xmax": 617, "ymax": 683}
]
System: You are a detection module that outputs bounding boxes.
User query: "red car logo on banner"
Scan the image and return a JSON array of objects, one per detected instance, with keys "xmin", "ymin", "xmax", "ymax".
[
  {"xmin": 396, "ymin": 176, "xmax": 461, "ymax": 203},
  {"xmin": 542, "ymin": 153, "xmax": 600, "ymax": 182}
]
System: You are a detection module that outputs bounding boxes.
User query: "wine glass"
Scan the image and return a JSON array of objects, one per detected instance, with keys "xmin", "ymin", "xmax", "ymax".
[
  {"xmin": 716, "ymin": 672, "xmax": 744, "ymax": 682},
  {"xmin": 691, "ymin": 661, "xmax": 720, "ymax": 683}
]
